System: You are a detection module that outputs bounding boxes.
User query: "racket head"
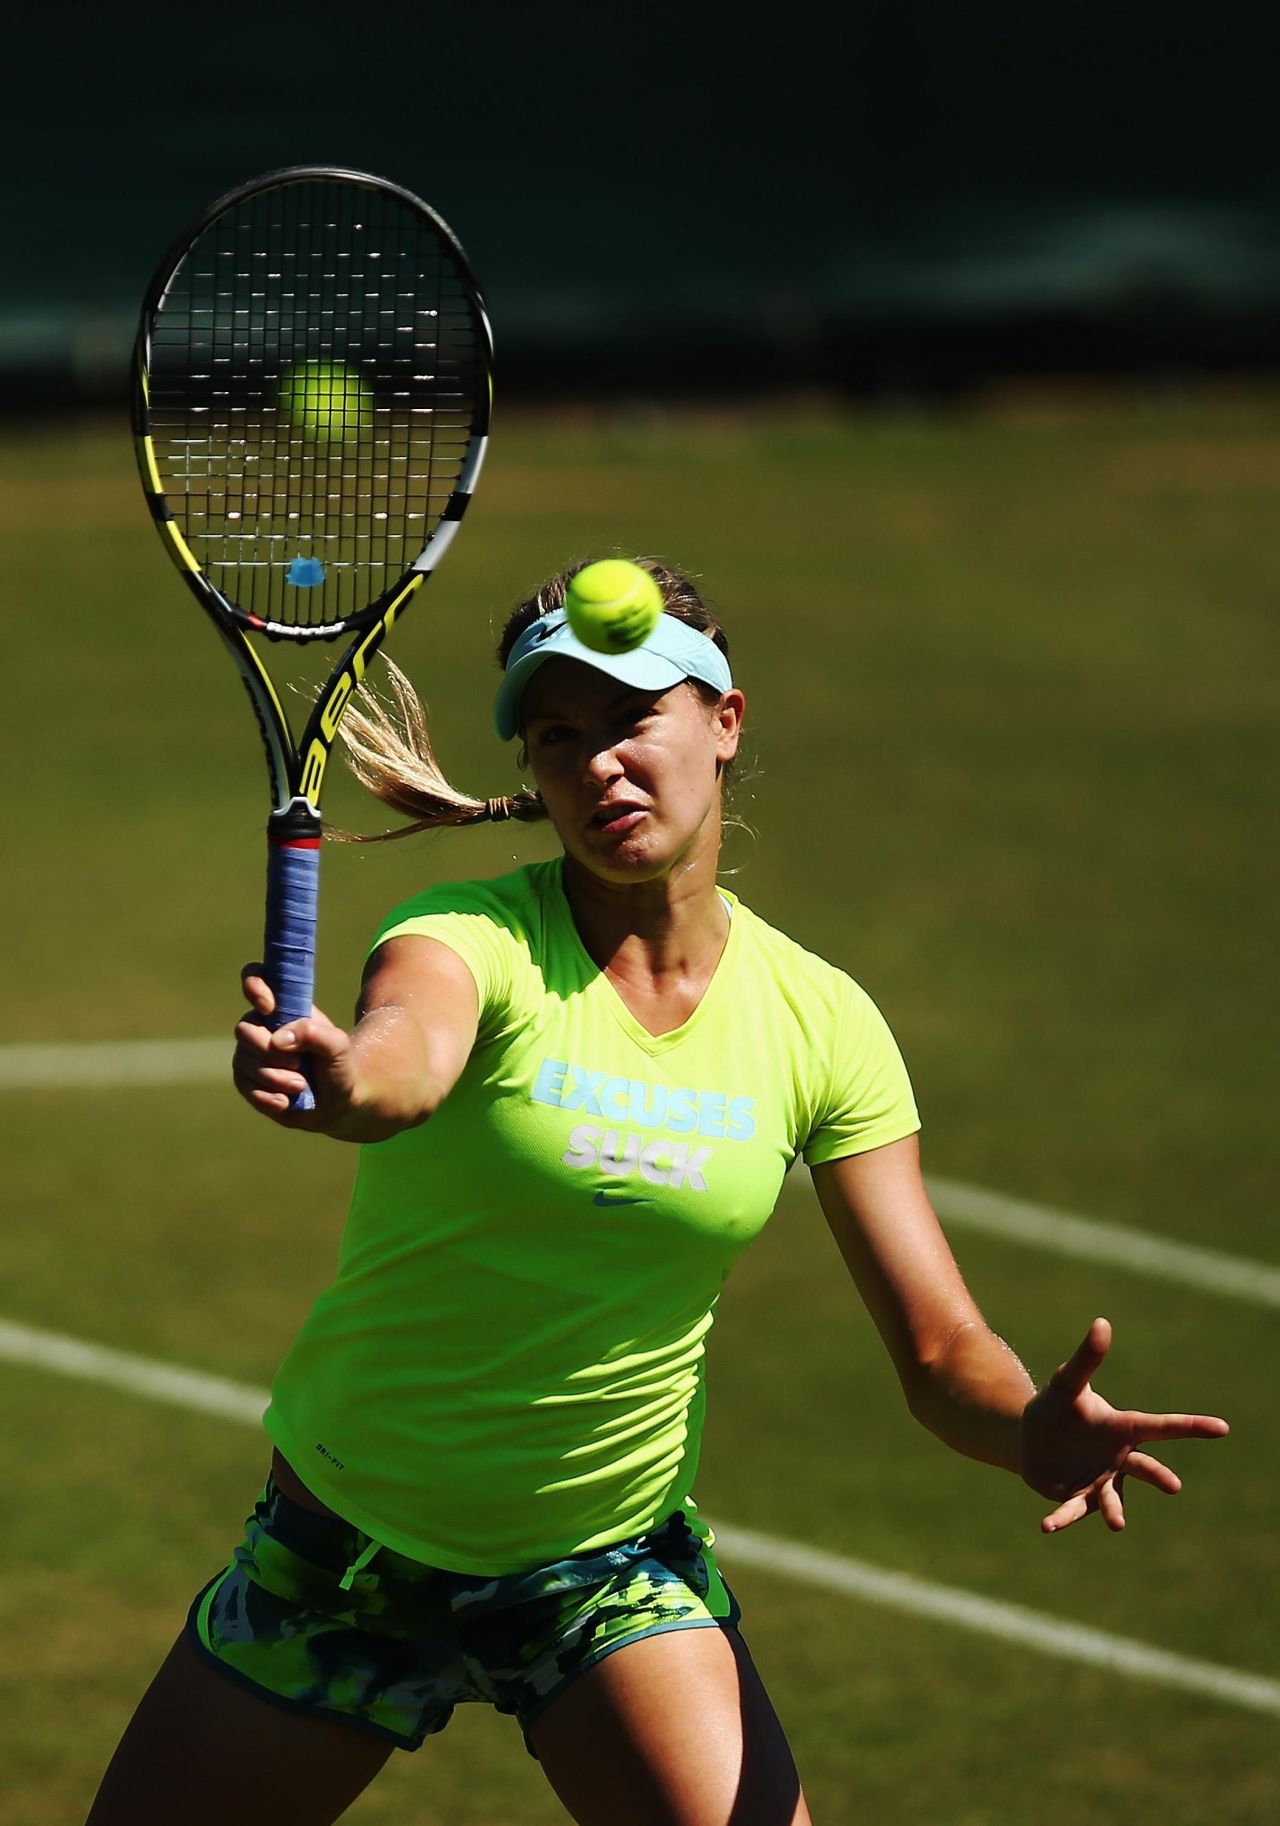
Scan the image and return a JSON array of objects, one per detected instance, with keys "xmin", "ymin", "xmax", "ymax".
[{"xmin": 133, "ymin": 165, "xmax": 492, "ymax": 643}]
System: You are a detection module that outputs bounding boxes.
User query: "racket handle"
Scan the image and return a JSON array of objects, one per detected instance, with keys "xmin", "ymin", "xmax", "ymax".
[{"xmin": 264, "ymin": 805, "xmax": 322, "ymax": 1112}]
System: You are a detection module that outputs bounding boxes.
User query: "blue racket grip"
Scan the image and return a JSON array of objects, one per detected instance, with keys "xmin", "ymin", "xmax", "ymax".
[{"xmin": 264, "ymin": 810, "xmax": 321, "ymax": 1112}]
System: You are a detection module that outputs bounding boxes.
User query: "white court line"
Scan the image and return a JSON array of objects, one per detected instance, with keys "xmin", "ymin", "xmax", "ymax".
[
  {"xmin": 0, "ymin": 1318, "xmax": 265, "ymax": 1426},
  {"xmin": 1, "ymin": 1314, "xmax": 1275, "ymax": 1719},
  {"xmin": 0, "ymin": 1038, "xmax": 227, "ymax": 1089},
  {"xmin": 4, "ymin": 1037, "xmax": 1277, "ymax": 1309},
  {"xmin": 925, "ymin": 1175, "xmax": 1280, "ymax": 1311},
  {"xmin": 713, "ymin": 1524, "xmax": 1280, "ymax": 1718}
]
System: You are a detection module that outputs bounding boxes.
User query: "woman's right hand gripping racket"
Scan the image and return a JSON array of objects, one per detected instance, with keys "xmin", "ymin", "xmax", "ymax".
[{"xmin": 132, "ymin": 166, "xmax": 493, "ymax": 1108}]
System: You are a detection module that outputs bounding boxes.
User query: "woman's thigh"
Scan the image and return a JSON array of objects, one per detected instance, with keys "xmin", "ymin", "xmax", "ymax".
[
  {"xmin": 85, "ymin": 1631, "xmax": 394, "ymax": 1826},
  {"xmin": 527, "ymin": 1625, "xmax": 812, "ymax": 1826}
]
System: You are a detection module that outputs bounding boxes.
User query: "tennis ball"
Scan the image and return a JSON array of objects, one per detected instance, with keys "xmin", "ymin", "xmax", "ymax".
[
  {"xmin": 565, "ymin": 560, "xmax": 664, "ymax": 654},
  {"xmin": 277, "ymin": 361, "xmax": 373, "ymax": 441}
]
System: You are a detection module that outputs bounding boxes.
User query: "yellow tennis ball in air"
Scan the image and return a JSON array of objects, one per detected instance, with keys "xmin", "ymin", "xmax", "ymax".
[
  {"xmin": 565, "ymin": 560, "xmax": 665, "ymax": 654},
  {"xmin": 277, "ymin": 361, "xmax": 373, "ymax": 441}
]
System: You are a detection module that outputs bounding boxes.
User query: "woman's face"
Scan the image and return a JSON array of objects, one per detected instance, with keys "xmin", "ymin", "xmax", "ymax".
[{"xmin": 520, "ymin": 658, "xmax": 744, "ymax": 886}]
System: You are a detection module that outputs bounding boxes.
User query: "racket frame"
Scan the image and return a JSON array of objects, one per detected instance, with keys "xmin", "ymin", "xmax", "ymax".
[{"xmin": 132, "ymin": 166, "xmax": 492, "ymax": 1098}]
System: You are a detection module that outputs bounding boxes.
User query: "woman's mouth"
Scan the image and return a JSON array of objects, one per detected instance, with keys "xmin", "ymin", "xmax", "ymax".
[{"xmin": 592, "ymin": 803, "xmax": 646, "ymax": 834}]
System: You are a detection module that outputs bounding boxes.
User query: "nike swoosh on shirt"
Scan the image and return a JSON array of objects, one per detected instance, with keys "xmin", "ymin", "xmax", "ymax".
[{"xmin": 592, "ymin": 1191, "xmax": 650, "ymax": 1207}]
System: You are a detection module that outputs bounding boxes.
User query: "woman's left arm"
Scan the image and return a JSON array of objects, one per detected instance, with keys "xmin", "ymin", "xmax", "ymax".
[{"xmin": 810, "ymin": 1136, "xmax": 1229, "ymax": 1533}]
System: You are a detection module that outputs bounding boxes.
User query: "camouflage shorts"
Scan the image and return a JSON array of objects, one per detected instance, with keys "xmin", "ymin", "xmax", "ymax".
[{"xmin": 188, "ymin": 1478, "xmax": 740, "ymax": 1753}]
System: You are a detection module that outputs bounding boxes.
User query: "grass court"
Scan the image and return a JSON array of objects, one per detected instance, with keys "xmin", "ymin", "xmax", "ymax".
[{"xmin": 1, "ymin": 395, "xmax": 1275, "ymax": 1823}]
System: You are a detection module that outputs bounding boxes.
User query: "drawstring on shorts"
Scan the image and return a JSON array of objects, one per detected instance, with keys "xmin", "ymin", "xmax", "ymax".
[{"xmin": 339, "ymin": 1538, "xmax": 383, "ymax": 1591}]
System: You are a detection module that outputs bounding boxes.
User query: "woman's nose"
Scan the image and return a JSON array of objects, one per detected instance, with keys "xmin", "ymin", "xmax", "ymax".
[{"xmin": 582, "ymin": 736, "xmax": 625, "ymax": 783}]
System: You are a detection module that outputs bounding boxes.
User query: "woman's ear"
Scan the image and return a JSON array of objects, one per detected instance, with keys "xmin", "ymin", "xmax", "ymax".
[{"xmin": 714, "ymin": 689, "xmax": 746, "ymax": 765}]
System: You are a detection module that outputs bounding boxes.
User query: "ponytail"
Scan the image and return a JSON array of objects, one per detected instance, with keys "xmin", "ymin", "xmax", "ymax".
[{"xmin": 331, "ymin": 657, "xmax": 547, "ymax": 844}]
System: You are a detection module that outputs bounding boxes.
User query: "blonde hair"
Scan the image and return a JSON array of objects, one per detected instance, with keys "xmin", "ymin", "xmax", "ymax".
[{"xmin": 334, "ymin": 556, "xmax": 734, "ymax": 843}]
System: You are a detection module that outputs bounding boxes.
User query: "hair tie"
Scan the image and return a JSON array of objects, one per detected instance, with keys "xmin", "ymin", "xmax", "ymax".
[{"xmin": 485, "ymin": 797, "xmax": 513, "ymax": 823}]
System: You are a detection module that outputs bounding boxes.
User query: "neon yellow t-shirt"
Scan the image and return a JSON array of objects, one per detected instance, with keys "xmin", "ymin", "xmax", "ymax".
[{"xmin": 264, "ymin": 859, "xmax": 919, "ymax": 1574}]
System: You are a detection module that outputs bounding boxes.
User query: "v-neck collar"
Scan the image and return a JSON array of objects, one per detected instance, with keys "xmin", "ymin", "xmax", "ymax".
[{"xmin": 550, "ymin": 859, "xmax": 741, "ymax": 1055}]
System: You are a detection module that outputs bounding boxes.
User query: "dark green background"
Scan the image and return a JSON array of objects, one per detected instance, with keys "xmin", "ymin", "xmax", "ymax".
[{"xmin": 11, "ymin": 5, "xmax": 1280, "ymax": 398}]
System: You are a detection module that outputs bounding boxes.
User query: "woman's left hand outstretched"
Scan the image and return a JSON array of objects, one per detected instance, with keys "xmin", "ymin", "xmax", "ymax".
[{"xmin": 1019, "ymin": 1317, "xmax": 1229, "ymax": 1534}]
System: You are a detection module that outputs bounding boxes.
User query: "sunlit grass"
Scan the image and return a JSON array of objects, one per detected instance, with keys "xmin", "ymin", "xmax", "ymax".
[{"xmin": 3, "ymin": 396, "xmax": 1275, "ymax": 1822}]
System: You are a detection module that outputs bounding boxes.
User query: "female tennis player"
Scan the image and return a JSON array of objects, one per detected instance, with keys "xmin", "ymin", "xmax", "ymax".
[{"xmin": 87, "ymin": 560, "xmax": 1229, "ymax": 1826}]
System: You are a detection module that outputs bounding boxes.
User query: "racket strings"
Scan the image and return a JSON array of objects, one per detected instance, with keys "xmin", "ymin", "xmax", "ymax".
[{"xmin": 146, "ymin": 177, "xmax": 483, "ymax": 633}]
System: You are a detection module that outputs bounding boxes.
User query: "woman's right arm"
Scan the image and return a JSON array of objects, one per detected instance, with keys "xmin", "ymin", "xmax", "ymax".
[{"xmin": 232, "ymin": 935, "xmax": 479, "ymax": 1142}]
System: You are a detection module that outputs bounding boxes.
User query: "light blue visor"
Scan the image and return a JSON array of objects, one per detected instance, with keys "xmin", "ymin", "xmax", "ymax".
[{"xmin": 493, "ymin": 609, "xmax": 733, "ymax": 739}]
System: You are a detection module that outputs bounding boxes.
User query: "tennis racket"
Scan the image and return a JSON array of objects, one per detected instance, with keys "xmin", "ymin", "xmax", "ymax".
[{"xmin": 133, "ymin": 165, "xmax": 492, "ymax": 1107}]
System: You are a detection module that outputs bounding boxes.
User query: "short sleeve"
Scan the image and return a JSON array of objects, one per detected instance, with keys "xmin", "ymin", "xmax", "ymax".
[
  {"xmin": 369, "ymin": 882, "xmax": 529, "ymax": 1045},
  {"xmin": 802, "ymin": 976, "xmax": 920, "ymax": 1166}
]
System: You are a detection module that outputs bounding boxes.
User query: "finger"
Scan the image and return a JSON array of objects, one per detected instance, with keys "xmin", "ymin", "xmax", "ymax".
[
  {"xmin": 1051, "ymin": 1316, "xmax": 1112, "ymax": 1400},
  {"xmin": 244, "ymin": 1085, "xmax": 319, "ymax": 1126},
  {"xmin": 241, "ymin": 966, "xmax": 275, "ymax": 1016},
  {"xmin": 246, "ymin": 1085, "xmax": 294, "ymax": 1116},
  {"xmin": 266, "ymin": 1019, "xmax": 320, "ymax": 1057},
  {"xmin": 234, "ymin": 1061, "xmax": 310, "ymax": 1098},
  {"xmin": 1119, "ymin": 1411, "xmax": 1231, "ymax": 1444},
  {"xmin": 1121, "ymin": 1451, "xmax": 1182, "ymax": 1496},
  {"xmin": 271, "ymin": 1015, "xmax": 347, "ymax": 1066},
  {"xmin": 233, "ymin": 1017, "xmax": 274, "ymax": 1055},
  {"xmin": 1041, "ymin": 1491, "xmax": 1092, "ymax": 1534},
  {"xmin": 1098, "ymin": 1475, "xmax": 1127, "ymax": 1533}
]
